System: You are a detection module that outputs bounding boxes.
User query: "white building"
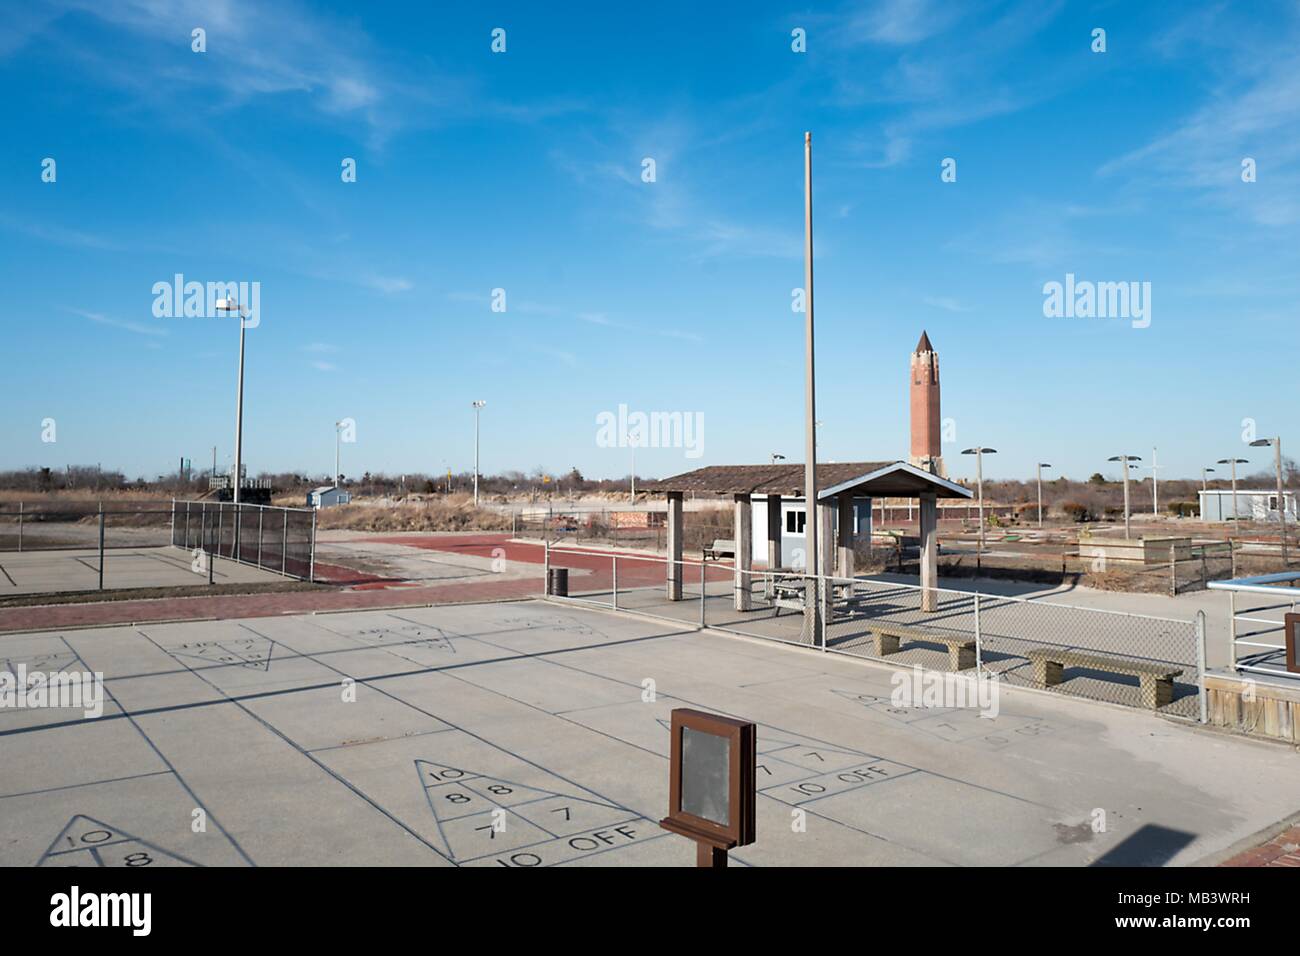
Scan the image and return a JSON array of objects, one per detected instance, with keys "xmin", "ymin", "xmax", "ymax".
[
  {"xmin": 308, "ymin": 485, "xmax": 351, "ymax": 509},
  {"xmin": 1198, "ymin": 489, "xmax": 1296, "ymax": 522}
]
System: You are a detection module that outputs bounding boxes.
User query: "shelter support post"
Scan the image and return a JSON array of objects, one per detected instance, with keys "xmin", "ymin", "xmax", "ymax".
[
  {"xmin": 818, "ymin": 499, "xmax": 835, "ymax": 624},
  {"xmin": 734, "ymin": 494, "xmax": 753, "ymax": 611},
  {"xmin": 862, "ymin": 496, "xmax": 872, "ymax": 559},
  {"xmin": 920, "ymin": 493, "xmax": 938, "ymax": 612},
  {"xmin": 836, "ymin": 495, "xmax": 855, "ymax": 580},
  {"xmin": 765, "ymin": 493, "xmax": 782, "ymax": 599},
  {"xmin": 666, "ymin": 492, "xmax": 684, "ymax": 601}
]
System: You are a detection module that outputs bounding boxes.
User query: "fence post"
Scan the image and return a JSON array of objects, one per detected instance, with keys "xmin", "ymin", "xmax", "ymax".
[
  {"xmin": 699, "ymin": 560, "xmax": 706, "ymax": 628},
  {"xmin": 170, "ymin": 498, "xmax": 176, "ymax": 547},
  {"xmin": 207, "ymin": 509, "xmax": 214, "ymax": 585},
  {"xmin": 1169, "ymin": 543, "xmax": 1177, "ymax": 597},
  {"xmin": 974, "ymin": 592, "xmax": 983, "ymax": 675},
  {"xmin": 309, "ymin": 508, "xmax": 317, "ymax": 583},
  {"xmin": 257, "ymin": 508, "xmax": 264, "ymax": 568},
  {"xmin": 217, "ymin": 504, "xmax": 224, "ymax": 560},
  {"xmin": 544, "ymin": 538, "xmax": 551, "ymax": 596},
  {"xmin": 1228, "ymin": 591, "xmax": 1237, "ymax": 671},
  {"xmin": 281, "ymin": 510, "xmax": 289, "ymax": 574},
  {"xmin": 97, "ymin": 503, "xmax": 105, "ymax": 591},
  {"xmin": 17, "ymin": 502, "xmax": 22, "ymax": 553},
  {"xmin": 1195, "ymin": 610, "xmax": 1208, "ymax": 724},
  {"xmin": 612, "ymin": 555, "xmax": 618, "ymax": 609},
  {"xmin": 184, "ymin": 501, "xmax": 190, "ymax": 549}
]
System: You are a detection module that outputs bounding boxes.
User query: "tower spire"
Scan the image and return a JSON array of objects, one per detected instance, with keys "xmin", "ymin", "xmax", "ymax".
[{"xmin": 909, "ymin": 332, "xmax": 944, "ymax": 476}]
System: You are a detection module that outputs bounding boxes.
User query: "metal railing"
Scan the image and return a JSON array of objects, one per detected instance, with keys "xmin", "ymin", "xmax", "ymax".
[
  {"xmin": 540, "ymin": 544, "xmax": 1205, "ymax": 721},
  {"xmin": 171, "ymin": 499, "xmax": 316, "ymax": 582},
  {"xmin": 1208, "ymin": 572, "xmax": 1300, "ymax": 680}
]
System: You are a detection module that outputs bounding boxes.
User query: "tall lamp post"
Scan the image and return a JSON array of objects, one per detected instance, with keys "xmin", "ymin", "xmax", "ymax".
[
  {"xmin": 471, "ymin": 400, "xmax": 486, "ymax": 507},
  {"xmin": 1036, "ymin": 462, "xmax": 1052, "ymax": 529},
  {"xmin": 961, "ymin": 447, "xmax": 997, "ymax": 552},
  {"xmin": 1200, "ymin": 467, "xmax": 1215, "ymax": 517},
  {"xmin": 1107, "ymin": 455, "xmax": 1141, "ymax": 539},
  {"xmin": 801, "ymin": 131, "xmax": 820, "ymax": 631},
  {"xmin": 1250, "ymin": 437, "xmax": 1287, "ymax": 565},
  {"xmin": 1217, "ymin": 457, "xmax": 1249, "ymax": 528}
]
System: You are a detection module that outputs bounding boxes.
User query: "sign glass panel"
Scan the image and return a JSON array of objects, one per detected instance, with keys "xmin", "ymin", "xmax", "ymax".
[{"xmin": 681, "ymin": 726, "xmax": 730, "ymax": 826}]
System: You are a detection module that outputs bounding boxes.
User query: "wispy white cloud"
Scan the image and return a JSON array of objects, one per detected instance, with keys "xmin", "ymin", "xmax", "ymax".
[
  {"xmin": 1098, "ymin": 35, "xmax": 1300, "ymax": 225},
  {"xmin": 67, "ymin": 306, "xmax": 167, "ymax": 337},
  {"xmin": 922, "ymin": 296, "xmax": 972, "ymax": 313}
]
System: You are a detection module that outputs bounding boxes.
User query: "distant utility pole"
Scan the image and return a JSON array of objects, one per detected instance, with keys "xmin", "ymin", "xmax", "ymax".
[{"xmin": 1150, "ymin": 447, "xmax": 1163, "ymax": 517}]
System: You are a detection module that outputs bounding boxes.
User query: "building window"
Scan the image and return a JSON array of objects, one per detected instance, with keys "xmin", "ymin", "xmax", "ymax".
[
  {"xmin": 1269, "ymin": 496, "xmax": 1279, "ymax": 512},
  {"xmin": 786, "ymin": 510, "xmax": 806, "ymax": 534}
]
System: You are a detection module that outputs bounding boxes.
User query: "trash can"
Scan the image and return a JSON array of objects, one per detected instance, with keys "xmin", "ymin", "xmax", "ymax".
[{"xmin": 547, "ymin": 567, "xmax": 569, "ymax": 597}]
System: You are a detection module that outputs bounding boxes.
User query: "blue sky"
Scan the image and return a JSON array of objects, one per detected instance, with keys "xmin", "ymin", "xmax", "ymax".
[{"xmin": 2, "ymin": 0, "xmax": 1298, "ymax": 485}]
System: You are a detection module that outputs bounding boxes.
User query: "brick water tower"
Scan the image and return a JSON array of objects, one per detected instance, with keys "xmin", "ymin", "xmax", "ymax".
[{"xmin": 909, "ymin": 330, "xmax": 945, "ymax": 476}]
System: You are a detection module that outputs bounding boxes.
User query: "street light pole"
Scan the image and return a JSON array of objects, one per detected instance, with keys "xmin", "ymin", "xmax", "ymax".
[
  {"xmin": 1108, "ymin": 455, "xmax": 1141, "ymax": 539},
  {"xmin": 961, "ymin": 447, "xmax": 997, "ymax": 552},
  {"xmin": 1201, "ymin": 467, "xmax": 1215, "ymax": 517},
  {"xmin": 1217, "ymin": 457, "xmax": 1249, "ymax": 528},
  {"xmin": 1251, "ymin": 437, "xmax": 1287, "ymax": 565},
  {"xmin": 801, "ymin": 131, "xmax": 820, "ymax": 630},
  {"xmin": 1037, "ymin": 462, "xmax": 1052, "ymax": 529},
  {"xmin": 472, "ymin": 400, "xmax": 486, "ymax": 507}
]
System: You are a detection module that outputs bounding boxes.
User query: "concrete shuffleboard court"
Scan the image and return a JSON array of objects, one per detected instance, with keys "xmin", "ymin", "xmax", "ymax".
[
  {"xmin": 1, "ymin": 598, "xmax": 1297, "ymax": 867},
  {"xmin": 0, "ymin": 547, "xmax": 287, "ymax": 596}
]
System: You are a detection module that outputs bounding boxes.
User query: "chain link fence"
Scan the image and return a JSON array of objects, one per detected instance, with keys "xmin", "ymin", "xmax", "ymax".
[
  {"xmin": 172, "ymin": 500, "xmax": 315, "ymax": 581},
  {"xmin": 540, "ymin": 546, "xmax": 1205, "ymax": 721}
]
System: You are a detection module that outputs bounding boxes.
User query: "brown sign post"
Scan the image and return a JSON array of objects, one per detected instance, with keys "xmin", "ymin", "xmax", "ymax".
[
  {"xmin": 659, "ymin": 708, "xmax": 756, "ymax": 867},
  {"xmin": 1285, "ymin": 613, "xmax": 1300, "ymax": 674}
]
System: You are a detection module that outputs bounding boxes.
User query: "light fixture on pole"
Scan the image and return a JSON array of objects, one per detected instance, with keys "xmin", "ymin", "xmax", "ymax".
[
  {"xmin": 960, "ymin": 447, "xmax": 997, "ymax": 552},
  {"xmin": 1250, "ymin": 437, "xmax": 1287, "ymax": 565},
  {"xmin": 471, "ymin": 400, "xmax": 486, "ymax": 507},
  {"xmin": 770, "ymin": 453, "xmax": 786, "ymax": 465},
  {"xmin": 1216, "ymin": 457, "xmax": 1249, "ymax": 528},
  {"xmin": 1036, "ymin": 462, "xmax": 1052, "ymax": 529},
  {"xmin": 1107, "ymin": 455, "xmax": 1141, "ymax": 539},
  {"xmin": 801, "ymin": 131, "xmax": 820, "ymax": 635}
]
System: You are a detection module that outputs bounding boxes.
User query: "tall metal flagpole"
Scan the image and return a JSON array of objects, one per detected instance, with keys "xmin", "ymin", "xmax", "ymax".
[{"xmin": 802, "ymin": 132, "xmax": 820, "ymax": 640}]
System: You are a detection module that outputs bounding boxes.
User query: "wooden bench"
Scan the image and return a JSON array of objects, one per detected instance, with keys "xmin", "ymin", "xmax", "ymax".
[
  {"xmin": 702, "ymin": 539, "xmax": 735, "ymax": 561},
  {"xmin": 1024, "ymin": 647, "xmax": 1182, "ymax": 709},
  {"xmin": 869, "ymin": 621, "xmax": 976, "ymax": 671}
]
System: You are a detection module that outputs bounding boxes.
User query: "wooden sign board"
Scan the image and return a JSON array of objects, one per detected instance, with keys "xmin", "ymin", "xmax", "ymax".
[{"xmin": 659, "ymin": 708, "xmax": 756, "ymax": 867}]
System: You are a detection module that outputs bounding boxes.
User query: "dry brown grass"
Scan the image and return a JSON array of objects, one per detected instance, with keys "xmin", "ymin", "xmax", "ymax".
[{"xmin": 312, "ymin": 498, "xmax": 514, "ymax": 533}]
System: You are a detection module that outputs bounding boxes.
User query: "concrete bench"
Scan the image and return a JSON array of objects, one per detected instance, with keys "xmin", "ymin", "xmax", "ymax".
[
  {"xmin": 702, "ymin": 539, "xmax": 735, "ymax": 561},
  {"xmin": 870, "ymin": 621, "xmax": 976, "ymax": 671},
  {"xmin": 1024, "ymin": 647, "xmax": 1182, "ymax": 709}
]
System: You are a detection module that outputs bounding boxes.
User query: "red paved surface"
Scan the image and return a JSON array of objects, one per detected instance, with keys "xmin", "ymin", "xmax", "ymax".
[
  {"xmin": 1220, "ymin": 824, "xmax": 1300, "ymax": 867},
  {"xmin": 0, "ymin": 533, "xmax": 731, "ymax": 633}
]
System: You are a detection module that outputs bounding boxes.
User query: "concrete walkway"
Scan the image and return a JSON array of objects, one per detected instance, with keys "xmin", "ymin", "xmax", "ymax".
[{"xmin": 2, "ymin": 598, "xmax": 1297, "ymax": 867}]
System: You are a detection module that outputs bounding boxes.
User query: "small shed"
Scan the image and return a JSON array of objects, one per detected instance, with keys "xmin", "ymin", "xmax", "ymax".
[{"xmin": 308, "ymin": 485, "xmax": 352, "ymax": 509}]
